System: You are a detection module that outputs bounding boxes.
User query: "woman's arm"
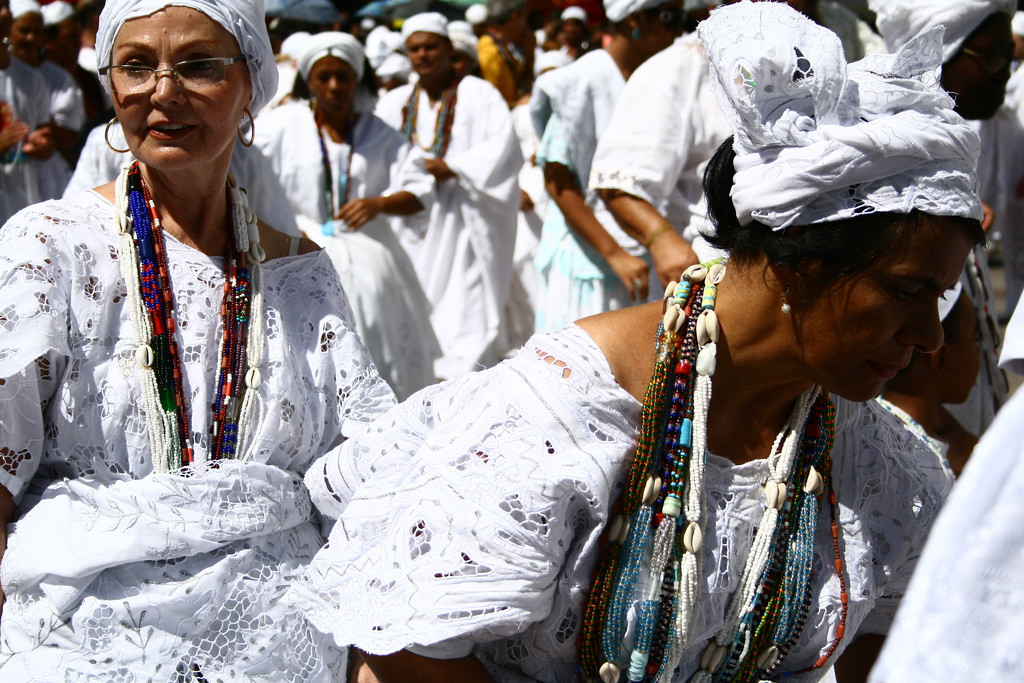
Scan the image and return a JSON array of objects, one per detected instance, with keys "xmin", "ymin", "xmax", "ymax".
[
  {"xmin": 545, "ymin": 161, "xmax": 650, "ymax": 301},
  {"xmin": 0, "ymin": 484, "xmax": 15, "ymax": 619},
  {"xmin": 360, "ymin": 649, "xmax": 497, "ymax": 683},
  {"xmin": 601, "ymin": 189, "xmax": 699, "ymax": 287},
  {"xmin": 336, "ymin": 192, "xmax": 424, "ymax": 229}
]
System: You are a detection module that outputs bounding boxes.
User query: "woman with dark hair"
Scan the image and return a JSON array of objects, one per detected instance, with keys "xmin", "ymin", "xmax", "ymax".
[{"xmin": 288, "ymin": 3, "xmax": 984, "ymax": 682}]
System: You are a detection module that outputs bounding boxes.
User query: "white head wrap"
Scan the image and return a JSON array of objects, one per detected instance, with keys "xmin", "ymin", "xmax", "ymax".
[
  {"xmin": 10, "ymin": 0, "xmax": 41, "ymax": 18},
  {"xmin": 1012, "ymin": 11, "xmax": 1024, "ymax": 36},
  {"xmin": 298, "ymin": 32, "xmax": 365, "ymax": 82},
  {"xmin": 97, "ymin": 0, "xmax": 279, "ymax": 114},
  {"xmin": 534, "ymin": 49, "xmax": 572, "ymax": 75},
  {"xmin": 869, "ymin": 0, "xmax": 1016, "ymax": 63},
  {"xmin": 41, "ymin": 1, "xmax": 76, "ymax": 26},
  {"xmin": 561, "ymin": 6, "xmax": 587, "ymax": 23},
  {"xmin": 698, "ymin": 0, "xmax": 982, "ymax": 229},
  {"xmin": 365, "ymin": 26, "xmax": 402, "ymax": 70},
  {"xmin": 466, "ymin": 4, "xmax": 488, "ymax": 26},
  {"xmin": 448, "ymin": 22, "xmax": 478, "ymax": 62},
  {"xmin": 401, "ymin": 12, "xmax": 449, "ymax": 41},
  {"xmin": 376, "ymin": 53, "xmax": 411, "ymax": 81},
  {"xmin": 604, "ymin": 0, "xmax": 664, "ymax": 23},
  {"xmin": 280, "ymin": 31, "xmax": 311, "ymax": 62}
]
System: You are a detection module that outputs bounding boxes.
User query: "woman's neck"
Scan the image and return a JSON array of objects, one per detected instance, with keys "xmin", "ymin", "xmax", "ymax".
[
  {"xmin": 704, "ymin": 265, "xmax": 817, "ymax": 464},
  {"xmin": 139, "ymin": 162, "xmax": 233, "ymax": 255},
  {"xmin": 317, "ymin": 106, "xmax": 354, "ymax": 144},
  {"xmin": 605, "ymin": 34, "xmax": 647, "ymax": 81}
]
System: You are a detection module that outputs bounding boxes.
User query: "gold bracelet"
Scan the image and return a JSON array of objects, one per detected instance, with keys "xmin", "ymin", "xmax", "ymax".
[{"xmin": 643, "ymin": 222, "xmax": 674, "ymax": 249}]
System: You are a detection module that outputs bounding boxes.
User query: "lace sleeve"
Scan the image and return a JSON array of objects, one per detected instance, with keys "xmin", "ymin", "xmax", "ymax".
[
  {"xmin": 0, "ymin": 209, "xmax": 73, "ymax": 498},
  {"xmin": 833, "ymin": 398, "xmax": 953, "ymax": 636}
]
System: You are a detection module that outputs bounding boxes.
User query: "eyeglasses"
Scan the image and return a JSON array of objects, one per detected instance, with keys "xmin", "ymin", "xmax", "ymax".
[
  {"xmin": 643, "ymin": 5, "xmax": 686, "ymax": 32},
  {"xmin": 960, "ymin": 46, "xmax": 1012, "ymax": 74},
  {"xmin": 99, "ymin": 56, "xmax": 245, "ymax": 94}
]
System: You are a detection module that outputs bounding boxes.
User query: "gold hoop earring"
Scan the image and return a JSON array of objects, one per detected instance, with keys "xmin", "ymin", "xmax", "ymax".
[
  {"xmin": 238, "ymin": 108, "xmax": 255, "ymax": 147},
  {"xmin": 104, "ymin": 117, "xmax": 130, "ymax": 154}
]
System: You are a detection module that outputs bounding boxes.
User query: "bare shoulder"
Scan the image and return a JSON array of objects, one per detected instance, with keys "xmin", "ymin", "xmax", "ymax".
[
  {"xmin": 93, "ymin": 182, "xmax": 116, "ymax": 204},
  {"xmin": 258, "ymin": 220, "xmax": 319, "ymax": 261},
  {"xmin": 576, "ymin": 301, "xmax": 663, "ymax": 403}
]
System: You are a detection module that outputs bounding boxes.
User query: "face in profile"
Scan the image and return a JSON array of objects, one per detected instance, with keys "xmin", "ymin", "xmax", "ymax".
[{"xmin": 942, "ymin": 12, "xmax": 1014, "ymax": 120}]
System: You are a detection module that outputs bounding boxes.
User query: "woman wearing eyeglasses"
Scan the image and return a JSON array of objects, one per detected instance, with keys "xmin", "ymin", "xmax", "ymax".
[
  {"xmin": 530, "ymin": 0, "xmax": 683, "ymax": 334},
  {"xmin": 0, "ymin": 1, "xmax": 395, "ymax": 679}
]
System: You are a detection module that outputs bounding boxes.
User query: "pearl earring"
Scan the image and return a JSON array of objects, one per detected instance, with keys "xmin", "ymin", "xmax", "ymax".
[{"xmin": 781, "ymin": 286, "xmax": 792, "ymax": 314}]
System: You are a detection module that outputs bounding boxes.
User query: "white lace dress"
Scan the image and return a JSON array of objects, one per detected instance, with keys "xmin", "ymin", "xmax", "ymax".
[
  {"xmin": 290, "ymin": 324, "xmax": 952, "ymax": 682},
  {"xmin": 0, "ymin": 191, "xmax": 397, "ymax": 681}
]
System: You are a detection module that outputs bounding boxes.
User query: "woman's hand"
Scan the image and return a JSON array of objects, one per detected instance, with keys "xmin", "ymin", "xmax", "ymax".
[
  {"xmin": 336, "ymin": 197, "xmax": 382, "ymax": 230},
  {"xmin": 424, "ymin": 158, "xmax": 455, "ymax": 181},
  {"xmin": 0, "ymin": 119, "xmax": 30, "ymax": 156},
  {"xmin": 649, "ymin": 229, "xmax": 700, "ymax": 288},
  {"xmin": 608, "ymin": 249, "xmax": 652, "ymax": 302},
  {"xmin": 22, "ymin": 126, "xmax": 55, "ymax": 160}
]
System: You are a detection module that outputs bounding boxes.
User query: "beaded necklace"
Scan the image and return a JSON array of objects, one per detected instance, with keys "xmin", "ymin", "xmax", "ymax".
[
  {"xmin": 315, "ymin": 108, "xmax": 355, "ymax": 234},
  {"xmin": 577, "ymin": 260, "xmax": 847, "ymax": 683},
  {"xmin": 114, "ymin": 161, "xmax": 267, "ymax": 473},
  {"xmin": 400, "ymin": 75, "xmax": 459, "ymax": 157}
]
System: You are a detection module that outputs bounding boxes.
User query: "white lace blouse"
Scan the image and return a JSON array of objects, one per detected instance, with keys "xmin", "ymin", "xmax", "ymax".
[
  {"xmin": 0, "ymin": 191, "xmax": 396, "ymax": 681},
  {"xmin": 291, "ymin": 324, "xmax": 952, "ymax": 682}
]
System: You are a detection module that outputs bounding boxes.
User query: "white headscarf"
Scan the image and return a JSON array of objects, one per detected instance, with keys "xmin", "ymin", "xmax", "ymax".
[
  {"xmin": 10, "ymin": 0, "xmax": 41, "ymax": 18},
  {"xmin": 448, "ymin": 22, "xmax": 478, "ymax": 62},
  {"xmin": 298, "ymin": 32, "xmax": 365, "ymax": 82},
  {"xmin": 96, "ymin": 0, "xmax": 279, "ymax": 114},
  {"xmin": 376, "ymin": 53, "xmax": 411, "ymax": 81},
  {"xmin": 41, "ymin": 1, "xmax": 75, "ymax": 26},
  {"xmin": 401, "ymin": 12, "xmax": 448, "ymax": 40},
  {"xmin": 604, "ymin": 0, "xmax": 664, "ymax": 23},
  {"xmin": 1013, "ymin": 11, "xmax": 1024, "ymax": 36},
  {"xmin": 869, "ymin": 0, "xmax": 1016, "ymax": 63},
  {"xmin": 698, "ymin": 0, "xmax": 982, "ymax": 229},
  {"xmin": 280, "ymin": 31, "xmax": 311, "ymax": 62}
]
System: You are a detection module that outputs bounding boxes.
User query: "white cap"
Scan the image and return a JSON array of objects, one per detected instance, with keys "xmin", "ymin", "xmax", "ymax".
[
  {"xmin": 465, "ymin": 3, "xmax": 487, "ymax": 26},
  {"xmin": 561, "ymin": 6, "xmax": 587, "ymax": 23},
  {"xmin": 401, "ymin": 12, "xmax": 448, "ymax": 40},
  {"xmin": 41, "ymin": 1, "xmax": 75, "ymax": 26},
  {"xmin": 1013, "ymin": 11, "xmax": 1024, "ymax": 37},
  {"xmin": 10, "ymin": 0, "xmax": 42, "ymax": 18}
]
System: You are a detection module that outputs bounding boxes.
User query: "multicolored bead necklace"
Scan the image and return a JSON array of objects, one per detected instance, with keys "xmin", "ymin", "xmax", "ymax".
[
  {"xmin": 114, "ymin": 161, "xmax": 267, "ymax": 473},
  {"xmin": 315, "ymin": 109, "xmax": 355, "ymax": 235},
  {"xmin": 400, "ymin": 76, "xmax": 459, "ymax": 158},
  {"xmin": 577, "ymin": 260, "xmax": 846, "ymax": 683}
]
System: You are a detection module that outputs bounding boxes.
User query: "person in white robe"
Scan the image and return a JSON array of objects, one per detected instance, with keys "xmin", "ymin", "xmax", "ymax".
[
  {"xmin": 376, "ymin": 13, "xmax": 522, "ymax": 380},
  {"xmin": 8, "ymin": 1, "xmax": 84, "ymax": 200},
  {"xmin": 0, "ymin": 5, "xmax": 49, "ymax": 225},
  {"xmin": 529, "ymin": 0, "xmax": 683, "ymax": 333},
  {"xmin": 868, "ymin": 384, "xmax": 1024, "ymax": 683},
  {"xmin": 288, "ymin": 5, "xmax": 985, "ymax": 681},
  {"xmin": 0, "ymin": 1, "xmax": 396, "ymax": 679},
  {"xmin": 255, "ymin": 32, "xmax": 441, "ymax": 401}
]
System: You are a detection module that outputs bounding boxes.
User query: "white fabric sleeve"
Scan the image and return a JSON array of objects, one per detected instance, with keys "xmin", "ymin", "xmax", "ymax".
[{"xmin": 48, "ymin": 67, "xmax": 85, "ymax": 130}]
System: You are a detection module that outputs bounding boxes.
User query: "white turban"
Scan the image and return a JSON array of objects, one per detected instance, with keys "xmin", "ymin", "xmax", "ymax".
[
  {"xmin": 1012, "ymin": 11, "xmax": 1024, "ymax": 36},
  {"xmin": 10, "ymin": 0, "xmax": 41, "ymax": 18},
  {"xmin": 298, "ymin": 32, "xmax": 365, "ymax": 82},
  {"xmin": 869, "ymin": 0, "xmax": 1016, "ymax": 63},
  {"xmin": 365, "ymin": 26, "xmax": 402, "ymax": 70},
  {"xmin": 604, "ymin": 0, "xmax": 663, "ymax": 23},
  {"xmin": 376, "ymin": 53, "xmax": 411, "ymax": 81},
  {"xmin": 561, "ymin": 6, "xmax": 587, "ymax": 23},
  {"xmin": 280, "ymin": 31, "xmax": 311, "ymax": 62},
  {"xmin": 401, "ymin": 12, "xmax": 448, "ymax": 40},
  {"xmin": 465, "ymin": 3, "xmax": 487, "ymax": 26},
  {"xmin": 534, "ymin": 50, "xmax": 572, "ymax": 75},
  {"xmin": 41, "ymin": 1, "xmax": 75, "ymax": 26},
  {"xmin": 698, "ymin": 0, "xmax": 982, "ymax": 229},
  {"xmin": 448, "ymin": 23, "xmax": 478, "ymax": 62},
  {"xmin": 97, "ymin": 0, "xmax": 279, "ymax": 114}
]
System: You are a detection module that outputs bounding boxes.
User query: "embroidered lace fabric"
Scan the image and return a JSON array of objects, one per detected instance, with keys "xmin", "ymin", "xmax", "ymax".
[
  {"xmin": 291, "ymin": 324, "xmax": 951, "ymax": 682},
  {"xmin": 0, "ymin": 192, "xmax": 396, "ymax": 681}
]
